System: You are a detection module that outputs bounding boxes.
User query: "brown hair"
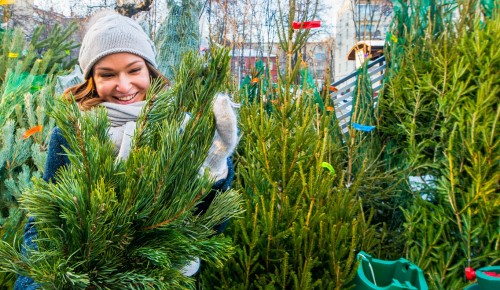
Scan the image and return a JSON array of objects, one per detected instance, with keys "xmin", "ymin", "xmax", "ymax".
[{"xmin": 63, "ymin": 62, "xmax": 170, "ymax": 111}]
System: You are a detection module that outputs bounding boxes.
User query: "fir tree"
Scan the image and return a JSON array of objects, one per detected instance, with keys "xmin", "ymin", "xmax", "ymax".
[
  {"xmin": 379, "ymin": 0, "xmax": 499, "ymax": 288},
  {"xmin": 0, "ymin": 23, "xmax": 78, "ymax": 86},
  {"xmin": 156, "ymin": 0, "xmax": 203, "ymax": 81},
  {"xmin": 348, "ymin": 60, "xmax": 377, "ymax": 178},
  {"xmin": 0, "ymin": 47, "xmax": 243, "ymax": 289},
  {"xmin": 199, "ymin": 1, "xmax": 395, "ymax": 288},
  {"xmin": 0, "ymin": 23, "xmax": 77, "ymax": 289}
]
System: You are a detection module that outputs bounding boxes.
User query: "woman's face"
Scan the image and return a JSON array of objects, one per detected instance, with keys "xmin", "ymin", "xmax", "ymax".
[{"xmin": 93, "ymin": 52, "xmax": 150, "ymax": 105}]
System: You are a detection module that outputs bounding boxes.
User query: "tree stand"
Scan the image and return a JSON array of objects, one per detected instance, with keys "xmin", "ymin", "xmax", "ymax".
[{"xmin": 353, "ymin": 251, "xmax": 428, "ymax": 289}]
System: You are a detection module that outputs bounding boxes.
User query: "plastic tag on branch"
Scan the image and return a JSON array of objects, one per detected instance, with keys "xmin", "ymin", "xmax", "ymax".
[
  {"xmin": 352, "ymin": 123, "xmax": 375, "ymax": 132},
  {"xmin": 292, "ymin": 21, "xmax": 321, "ymax": 30},
  {"xmin": 23, "ymin": 125, "xmax": 43, "ymax": 139},
  {"xmin": 321, "ymin": 162, "xmax": 335, "ymax": 176},
  {"xmin": 55, "ymin": 65, "xmax": 83, "ymax": 96}
]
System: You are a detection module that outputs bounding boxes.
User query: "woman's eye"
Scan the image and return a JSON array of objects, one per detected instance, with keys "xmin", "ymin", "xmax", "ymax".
[
  {"xmin": 130, "ymin": 68, "xmax": 142, "ymax": 73},
  {"xmin": 99, "ymin": 74, "xmax": 114, "ymax": 78}
]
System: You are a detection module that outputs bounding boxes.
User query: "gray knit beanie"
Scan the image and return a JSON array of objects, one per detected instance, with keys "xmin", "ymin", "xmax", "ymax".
[{"xmin": 79, "ymin": 10, "xmax": 158, "ymax": 79}]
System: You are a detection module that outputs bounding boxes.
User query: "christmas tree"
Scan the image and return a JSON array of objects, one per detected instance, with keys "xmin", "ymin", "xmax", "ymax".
[
  {"xmin": 378, "ymin": 0, "xmax": 499, "ymax": 288},
  {"xmin": 199, "ymin": 1, "xmax": 398, "ymax": 288},
  {"xmin": 156, "ymin": 0, "xmax": 203, "ymax": 81},
  {"xmin": 348, "ymin": 60, "xmax": 377, "ymax": 177}
]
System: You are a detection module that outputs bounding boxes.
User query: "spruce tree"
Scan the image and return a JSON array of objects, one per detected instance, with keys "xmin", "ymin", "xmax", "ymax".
[
  {"xmin": 378, "ymin": 0, "xmax": 499, "ymax": 288},
  {"xmin": 0, "ymin": 47, "xmax": 243, "ymax": 289},
  {"xmin": 156, "ymin": 0, "xmax": 202, "ymax": 81},
  {"xmin": 348, "ymin": 60, "xmax": 377, "ymax": 178},
  {"xmin": 199, "ymin": 1, "xmax": 395, "ymax": 288},
  {"xmin": 0, "ymin": 23, "xmax": 77, "ymax": 289}
]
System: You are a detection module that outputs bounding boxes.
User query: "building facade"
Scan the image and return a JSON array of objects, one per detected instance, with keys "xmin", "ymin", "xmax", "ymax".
[
  {"xmin": 231, "ymin": 47, "xmax": 278, "ymax": 83},
  {"xmin": 334, "ymin": 0, "xmax": 393, "ymax": 81},
  {"xmin": 230, "ymin": 39, "xmax": 333, "ymax": 88}
]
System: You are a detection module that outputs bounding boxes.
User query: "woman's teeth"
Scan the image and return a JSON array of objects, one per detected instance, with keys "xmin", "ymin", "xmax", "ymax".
[{"xmin": 116, "ymin": 93, "xmax": 136, "ymax": 101}]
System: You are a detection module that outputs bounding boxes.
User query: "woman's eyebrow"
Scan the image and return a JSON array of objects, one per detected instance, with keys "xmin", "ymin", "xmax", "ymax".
[{"xmin": 94, "ymin": 67, "xmax": 114, "ymax": 71}]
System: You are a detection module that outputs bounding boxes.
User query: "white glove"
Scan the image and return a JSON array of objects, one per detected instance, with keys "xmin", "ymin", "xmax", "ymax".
[
  {"xmin": 200, "ymin": 93, "xmax": 239, "ymax": 181},
  {"xmin": 180, "ymin": 256, "xmax": 200, "ymax": 276}
]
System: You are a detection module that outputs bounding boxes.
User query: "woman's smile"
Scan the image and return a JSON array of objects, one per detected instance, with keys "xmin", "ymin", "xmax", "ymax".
[{"xmin": 113, "ymin": 92, "xmax": 141, "ymax": 104}]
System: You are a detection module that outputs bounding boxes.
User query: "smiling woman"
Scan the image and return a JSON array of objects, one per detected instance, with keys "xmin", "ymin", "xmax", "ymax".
[{"xmin": 12, "ymin": 9, "xmax": 240, "ymax": 289}]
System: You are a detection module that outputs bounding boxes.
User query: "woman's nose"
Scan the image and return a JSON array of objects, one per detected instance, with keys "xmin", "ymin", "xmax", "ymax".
[{"xmin": 115, "ymin": 75, "xmax": 132, "ymax": 93}]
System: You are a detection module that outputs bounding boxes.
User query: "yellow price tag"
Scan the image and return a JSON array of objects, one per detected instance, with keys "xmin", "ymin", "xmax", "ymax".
[
  {"xmin": 8, "ymin": 52, "xmax": 19, "ymax": 58},
  {"xmin": 0, "ymin": 0, "xmax": 16, "ymax": 5}
]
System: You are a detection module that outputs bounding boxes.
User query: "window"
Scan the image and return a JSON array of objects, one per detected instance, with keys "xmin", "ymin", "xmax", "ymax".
[
  {"xmin": 315, "ymin": 53, "xmax": 326, "ymax": 61},
  {"xmin": 382, "ymin": 5, "xmax": 393, "ymax": 16},
  {"xmin": 356, "ymin": 24, "xmax": 376, "ymax": 39},
  {"xmin": 357, "ymin": 4, "xmax": 375, "ymax": 17}
]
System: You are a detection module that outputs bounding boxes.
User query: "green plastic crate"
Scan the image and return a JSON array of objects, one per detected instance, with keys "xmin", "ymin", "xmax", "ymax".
[{"xmin": 353, "ymin": 251, "xmax": 428, "ymax": 290}]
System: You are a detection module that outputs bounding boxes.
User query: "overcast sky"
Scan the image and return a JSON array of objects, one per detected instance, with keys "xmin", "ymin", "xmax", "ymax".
[{"xmin": 325, "ymin": 0, "xmax": 343, "ymax": 29}]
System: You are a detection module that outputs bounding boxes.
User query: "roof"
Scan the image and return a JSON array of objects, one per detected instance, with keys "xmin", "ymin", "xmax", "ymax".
[{"xmin": 347, "ymin": 40, "xmax": 385, "ymax": 60}]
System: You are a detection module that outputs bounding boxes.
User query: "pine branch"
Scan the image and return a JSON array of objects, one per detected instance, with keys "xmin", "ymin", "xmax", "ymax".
[
  {"xmin": 143, "ymin": 190, "xmax": 205, "ymax": 231},
  {"xmin": 0, "ymin": 46, "xmax": 241, "ymax": 288}
]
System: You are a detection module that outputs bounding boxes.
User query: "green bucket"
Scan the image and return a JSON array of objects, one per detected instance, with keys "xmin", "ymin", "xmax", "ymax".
[
  {"xmin": 353, "ymin": 251, "xmax": 428, "ymax": 290},
  {"xmin": 465, "ymin": 266, "xmax": 500, "ymax": 290}
]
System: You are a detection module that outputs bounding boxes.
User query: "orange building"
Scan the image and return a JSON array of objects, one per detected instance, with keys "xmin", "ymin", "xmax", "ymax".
[{"xmin": 230, "ymin": 48, "xmax": 278, "ymax": 84}]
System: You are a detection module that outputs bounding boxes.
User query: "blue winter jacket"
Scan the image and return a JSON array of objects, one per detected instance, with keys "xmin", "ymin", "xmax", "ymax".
[{"xmin": 14, "ymin": 128, "xmax": 235, "ymax": 289}]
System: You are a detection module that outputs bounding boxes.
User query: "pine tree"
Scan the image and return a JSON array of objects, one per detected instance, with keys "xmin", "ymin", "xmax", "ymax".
[
  {"xmin": 348, "ymin": 60, "xmax": 377, "ymax": 178},
  {"xmin": 378, "ymin": 0, "xmax": 499, "ymax": 288},
  {"xmin": 0, "ymin": 47, "xmax": 243, "ymax": 289},
  {"xmin": 199, "ymin": 1, "xmax": 396, "ymax": 288}
]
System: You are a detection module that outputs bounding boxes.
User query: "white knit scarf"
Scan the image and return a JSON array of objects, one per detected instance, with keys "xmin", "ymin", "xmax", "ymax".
[{"xmin": 100, "ymin": 101, "xmax": 146, "ymax": 160}]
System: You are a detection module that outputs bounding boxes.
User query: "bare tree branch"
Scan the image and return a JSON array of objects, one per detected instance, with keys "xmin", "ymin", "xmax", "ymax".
[{"xmin": 116, "ymin": 0, "xmax": 154, "ymax": 17}]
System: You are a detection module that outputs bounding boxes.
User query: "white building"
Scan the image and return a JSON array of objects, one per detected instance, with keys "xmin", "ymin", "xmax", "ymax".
[{"xmin": 334, "ymin": 0, "xmax": 393, "ymax": 81}]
